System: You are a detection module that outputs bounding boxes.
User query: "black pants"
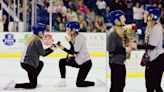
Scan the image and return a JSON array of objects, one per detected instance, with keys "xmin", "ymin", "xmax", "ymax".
[
  {"xmin": 109, "ymin": 63, "xmax": 126, "ymax": 92},
  {"xmin": 145, "ymin": 53, "xmax": 164, "ymax": 92},
  {"xmin": 59, "ymin": 57, "xmax": 95, "ymax": 87},
  {"xmin": 15, "ymin": 61, "xmax": 44, "ymax": 89}
]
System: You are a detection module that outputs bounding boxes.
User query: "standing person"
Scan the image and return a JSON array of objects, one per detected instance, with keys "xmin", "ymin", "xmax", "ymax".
[
  {"xmin": 96, "ymin": 0, "xmax": 106, "ymax": 16},
  {"xmin": 107, "ymin": 10, "xmax": 133, "ymax": 92},
  {"xmin": 0, "ymin": 3, "xmax": 3, "ymax": 31},
  {"xmin": 131, "ymin": 5, "xmax": 164, "ymax": 92},
  {"xmin": 95, "ymin": 16, "xmax": 106, "ymax": 32},
  {"xmin": 78, "ymin": 15, "xmax": 87, "ymax": 32},
  {"xmin": 2, "ymin": 0, "xmax": 9, "ymax": 32},
  {"xmin": 56, "ymin": 21, "xmax": 105, "ymax": 87},
  {"xmin": 0, "ymin": 3, "xmax": 2, "ymax": 21},
  {"xmin": 3, "ymin": 23, "xmax": 56, "ymax": 90},
  {"xmin": 132, "ymin": 1, "xmax": 144, "ymax": 29},
  {"xmin": 76, "ymin": 1, "xmax": 88, "ymax": 16}
]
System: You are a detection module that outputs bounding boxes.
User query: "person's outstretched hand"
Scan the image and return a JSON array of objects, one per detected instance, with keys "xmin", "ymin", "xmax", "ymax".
[{"xmin": 50, "ymin": 45, "xmax": 57, "ymax": 50}]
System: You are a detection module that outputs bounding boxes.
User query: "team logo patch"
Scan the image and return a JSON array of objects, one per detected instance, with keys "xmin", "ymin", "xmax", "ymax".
[{"xmin": 3, "ymin": 34, "xmax": 16, "ymax": 46}]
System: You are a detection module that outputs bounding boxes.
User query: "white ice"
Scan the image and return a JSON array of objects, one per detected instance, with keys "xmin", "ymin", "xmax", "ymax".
[{"xmin": 0, "ymin": 57, "xmax": 106, "ymax": 92}]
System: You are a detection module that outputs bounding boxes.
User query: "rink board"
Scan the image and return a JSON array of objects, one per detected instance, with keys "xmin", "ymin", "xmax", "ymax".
[
  {"xmin": 0, "ymin": 33, "xmax": 164, "ymax": 92},
  {"xmin": 0, "ymin": 32, "xmax": 163, "ymax": 78}
]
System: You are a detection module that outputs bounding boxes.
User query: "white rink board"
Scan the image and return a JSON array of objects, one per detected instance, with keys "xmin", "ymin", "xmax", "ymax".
[{"xmin": 0, "ymin": 33, "xmax": 106, "ymax": 52}]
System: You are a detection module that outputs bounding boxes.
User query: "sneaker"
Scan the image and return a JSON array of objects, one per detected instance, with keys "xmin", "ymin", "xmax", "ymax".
[
  {"xmin": 54, "ymin": 79, "xmax": 67, "ymax": 87},
  {"xmin": 3, "ymin": 80, "xmax": 16, "ymax": 90},
  {"xmin": 95, "ymin": 79, "xmax": 105, "ymax": 87}
]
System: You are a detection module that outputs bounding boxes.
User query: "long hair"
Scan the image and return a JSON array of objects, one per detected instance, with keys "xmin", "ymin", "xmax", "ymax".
[
  {"xmin": 109, "ymin": 26, "xmax": 124, "ymax": 39},
  {"xmin": 25, "ymin": 34, "xmax": 36, "ymax": 47},
  {"xmin": 112, "ymin": 25, "xmax": 135, "ymax": 46},
  {"xmin": 21, "ymin": 35, "xmax": 37, "ymax": 62},
  {"xmin": 145, "ymin": 22, "xmax": 164, "ymax": 43},
  {"xmin": 144, "ymin": 22, "xmax": 158, "ymax": 43}
]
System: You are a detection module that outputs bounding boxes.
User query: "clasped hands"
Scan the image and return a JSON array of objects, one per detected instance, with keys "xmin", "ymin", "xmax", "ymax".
[
  {"xmin": 125, "ymin": 40, "xmax": 137, "ymax": 53},
  {"xmin": 50, "ymin": 36, "xmax": 71, "ymax": 50}
]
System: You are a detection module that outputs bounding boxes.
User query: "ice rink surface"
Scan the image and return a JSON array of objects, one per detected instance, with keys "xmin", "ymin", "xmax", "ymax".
[
  {"xmin": 0, "ymin": 57, "xmax": 106, "ymax": 92},
  {"xmin": 0, "ymin": 57, "xmax": 164, "ymax": 92}
]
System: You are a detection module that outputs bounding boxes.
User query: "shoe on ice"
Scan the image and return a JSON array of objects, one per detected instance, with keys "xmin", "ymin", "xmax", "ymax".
[{"xmin": 3, "ymin": 80, "xmax": 16, "ymax": 90}]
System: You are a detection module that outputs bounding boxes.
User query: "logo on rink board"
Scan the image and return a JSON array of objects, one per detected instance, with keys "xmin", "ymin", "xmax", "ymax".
[{"xmin": 3, "ymin": 34, "xmax": 16, "ymax": 46}]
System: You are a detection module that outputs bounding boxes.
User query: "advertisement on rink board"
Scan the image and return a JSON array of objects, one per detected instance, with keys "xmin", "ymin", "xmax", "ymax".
[
  {"xmin": 0, "ymin": 32, "xmax": 146, "ymax": 72},
  {"xmin": 0, "ymin": 32, "xmax": 106, "ymax": 53}
]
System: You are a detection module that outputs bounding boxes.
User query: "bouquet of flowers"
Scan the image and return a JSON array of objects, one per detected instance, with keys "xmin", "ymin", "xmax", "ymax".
[
  {"xmin": 122, "ymin": 23, "xmax": 138, "ymax": 59},
  {"xmin": 122, "ymin": 23, "xmax": 138, "ymax": 46}
]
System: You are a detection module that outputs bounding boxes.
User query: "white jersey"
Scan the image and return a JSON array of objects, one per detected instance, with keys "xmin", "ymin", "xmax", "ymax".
[
  {"xmin": 148, "ymin": 22, "xmax": 164, "ymax": 61},
  {"xmin": 74, "ymin": 33, "xmax": 91, "ymax": 65}
]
